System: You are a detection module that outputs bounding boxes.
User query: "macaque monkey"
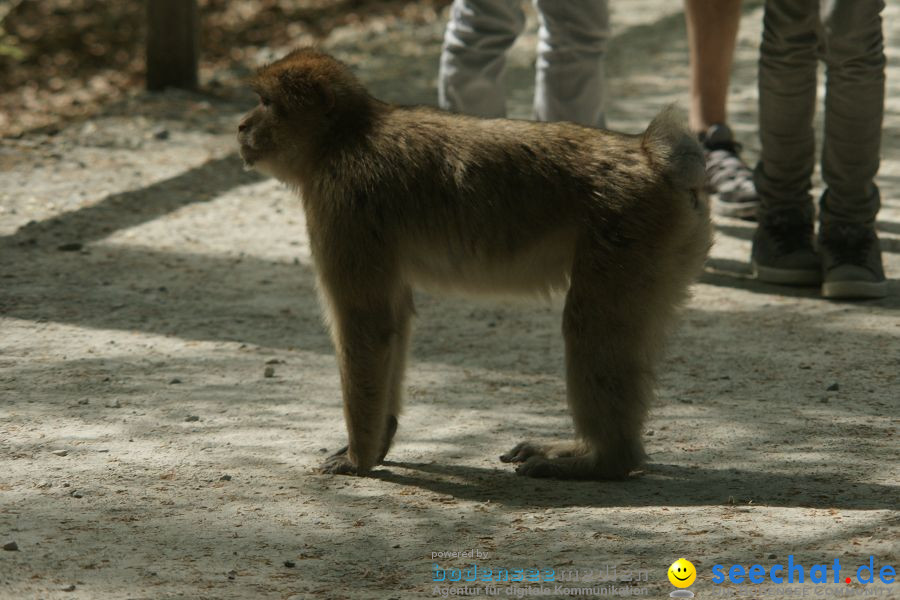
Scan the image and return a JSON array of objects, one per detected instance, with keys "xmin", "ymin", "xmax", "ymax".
[{"xmin": 238, "ymin": 48, "xmax": 711, "ymax": 480}]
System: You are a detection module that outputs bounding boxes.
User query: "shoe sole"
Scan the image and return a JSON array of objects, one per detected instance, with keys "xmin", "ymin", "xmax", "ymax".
[
  {"xmin": 712, "ymin": 195, "xmax": 758, "ymax": 220},
  {"xmin": 752, "ymin": 260, "xmax": 822, "ymax": 286},
  {"xmin": 822, "ymin": 280, "xmax": 888, "ymax": 299}
]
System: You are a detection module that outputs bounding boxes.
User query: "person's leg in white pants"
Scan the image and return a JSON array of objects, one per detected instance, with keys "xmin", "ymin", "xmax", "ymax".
[
  {"xmin": 438, "ymin": 0, "xmax": 526, "ymax": 118},
  {"xmin": 439, "ymin": 0, "xmax": 609, "ymax": 127},
  {"xmin": 533, "ymin": 0, "xmax": 609, "ymax": 127}
]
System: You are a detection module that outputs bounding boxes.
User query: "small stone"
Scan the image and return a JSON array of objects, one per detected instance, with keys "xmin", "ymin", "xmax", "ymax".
[
  {"xmin": 768, "ymin": 554, "xmax": 777, "ymax": 560},
  {"xmin": 826, "ymin": 383, "xmax": 839, "ymax": 392},
  {"xmin": 264, "ymin": 366, "xmax": 275, "ymax": 378},
  {"xmin": 153, "ymin": 128, "xmax": 170, "ymax": 140},
  {"xmin": 57, "ymin": 242, "xmax": 83, "ymax": 252},
  {"xmin": 60, "ymin": 584, "xmax": 76, "ymax": 592},
  {"xmin": 36, "ymin": 481, "xmax": 51, "ymax": 489},
  {"xmin": 227, "ymin": 569, "xmax": 237, "ymax": 580},
  {"xmin": 265, "ymin": 359, "xmax": 285, "ymax": 365},
  {"xmin": 220, "ymin": 474, "xmax": 232, "ymax": 481},
  {"xmin": 646, "ymin": 430, "xmax": 654, "ymax": 436},
  {"xmin": 283, "ymin": 560, "xmax": 296, "ymax": 568},
  {"xmin": 169, "ymin": 378, "xmax": 182, "ymax": 385},
  {"xmin": 52, "ymin": 450, "xmax": 69, "ymax": 457},
  {"xmin": 185, "ymin": 415, "xmax": 200, "ymax": 422},
  {"xmin": 2, "ymin": 541, "xmax": 18, "ymax": 551},
  {"xmin": 71, "ymin": 491, "xmax": 83, "ymax": 498},
  {"xmin": 107, "ymin": 399, "xmax": 121, "ymax": 408}
]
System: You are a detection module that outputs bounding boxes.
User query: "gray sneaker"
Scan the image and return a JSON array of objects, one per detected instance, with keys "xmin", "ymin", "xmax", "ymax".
[
  {"xmin": 701, "ymin": 124, "xmax": 759, "ymax": 220},
  {"xmin": 819, "ymin": 223, "xmax": 887, "ymax": 299},
  {"xmin": 751, "ymin": 209, "xmax": 821, "ymax": 285}
]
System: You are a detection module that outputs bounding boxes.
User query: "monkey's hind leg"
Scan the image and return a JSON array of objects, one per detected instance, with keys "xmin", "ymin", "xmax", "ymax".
[
  {"xmin": 319, "ymin": 287, "xmax": 413, "ymax": 475},
  {"xmin": 508, "ymin": 252, "xmax": 666, "ymax": 480}
]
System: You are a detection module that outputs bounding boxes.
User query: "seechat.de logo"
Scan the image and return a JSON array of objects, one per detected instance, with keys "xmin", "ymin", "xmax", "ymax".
[{"xmin": 711, "ymin": 555, "xmax": 896, "ymax": 586}]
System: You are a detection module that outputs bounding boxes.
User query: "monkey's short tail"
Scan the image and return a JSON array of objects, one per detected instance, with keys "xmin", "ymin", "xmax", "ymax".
[{"xmin": 641, "ymin": 106, "xmax": 706, "ymax": 192}]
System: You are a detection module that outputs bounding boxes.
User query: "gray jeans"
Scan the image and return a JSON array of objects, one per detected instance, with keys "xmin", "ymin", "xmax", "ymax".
[
  {"xmin": 754, "ymin": 0, "xmax": 886, "ymax": 226},
  {"xmin": 438, "ymin": 0, "xmax": 610, "ymax": 128}
]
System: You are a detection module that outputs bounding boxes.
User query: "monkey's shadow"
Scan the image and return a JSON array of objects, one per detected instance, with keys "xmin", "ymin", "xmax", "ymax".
[{"xmin": 371, "ymin": 461, "xmax": 896, "ymax": 511}]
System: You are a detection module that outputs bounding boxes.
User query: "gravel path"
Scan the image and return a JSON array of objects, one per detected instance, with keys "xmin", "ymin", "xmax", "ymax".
[{"xmin": 1, "ymin": 2, "xmax": 898, "ymax": 599}]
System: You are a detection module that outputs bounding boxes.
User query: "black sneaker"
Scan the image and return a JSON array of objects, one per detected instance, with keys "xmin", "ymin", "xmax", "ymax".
[
  {"xmin": 819, "ymin": 223, "xmax": 887, "ymax": 299},
  {"xmin": 701, "ymin": 124, "xmax": 759, "ymax": 220},
  {"xmin": 751, "ymin": 209, "xmax": 821, "ymax": 285}
]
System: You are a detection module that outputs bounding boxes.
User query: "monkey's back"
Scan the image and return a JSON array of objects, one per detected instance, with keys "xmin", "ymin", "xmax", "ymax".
[{"xmin": 311, "ymin": 105, "xmax": 705, "ymax": 296}]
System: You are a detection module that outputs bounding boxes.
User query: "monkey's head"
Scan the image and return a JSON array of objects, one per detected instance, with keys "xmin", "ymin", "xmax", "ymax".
[{"xmin": 238, "ymin": 48, "xmax": 371, "ymax": 178}]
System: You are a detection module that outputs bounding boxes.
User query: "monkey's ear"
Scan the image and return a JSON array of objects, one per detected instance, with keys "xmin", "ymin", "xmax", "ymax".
[
  {"xmin": 277, "ymin": 71, "xmax": 336, "ymax": 113},
  {"xmin": 303, "ymin": 74, "xmax": 337, "ymax": 113},
  {"xmin": 315, "ymin": 81, "xmax": 336, "ymax": 113}
]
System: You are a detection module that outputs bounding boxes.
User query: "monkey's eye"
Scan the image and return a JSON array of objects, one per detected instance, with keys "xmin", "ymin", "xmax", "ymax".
[{"xmin": 259, "ymin": 95, "xmax": 272, "ymax": 107}]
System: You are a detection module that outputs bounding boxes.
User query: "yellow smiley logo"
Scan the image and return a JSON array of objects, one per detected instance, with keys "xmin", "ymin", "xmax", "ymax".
[{"xmin": 668, "ymin": 558, "xmax": 697, "ymax": 588}]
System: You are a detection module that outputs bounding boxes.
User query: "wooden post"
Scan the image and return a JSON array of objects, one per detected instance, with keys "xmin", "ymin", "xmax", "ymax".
[{"xmin": 146, "ymin": 0, "xmax": 199, "ymax": 91}]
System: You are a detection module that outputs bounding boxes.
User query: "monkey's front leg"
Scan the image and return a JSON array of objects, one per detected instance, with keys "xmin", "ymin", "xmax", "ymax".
[{"xmin": 319, "ymin": 303, "xmax": 400, "ymax": 476}]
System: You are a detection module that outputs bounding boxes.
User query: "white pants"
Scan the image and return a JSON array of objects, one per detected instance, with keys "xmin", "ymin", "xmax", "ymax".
[{"xmin": 438, "ymin": 0, "xmax": 610, "ymax": 128}]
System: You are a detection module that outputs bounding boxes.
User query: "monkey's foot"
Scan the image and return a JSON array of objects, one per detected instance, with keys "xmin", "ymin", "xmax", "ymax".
[
  {"xmin": 501, "ymin": 440, "xmax": 640, "ymax": 480},
  {"xmin": 500, "ymin": 441, "xmax": 582, "ymax": 463},
  {"xmin": 518, "ymin": 455, "xmax": 636, "ymax": 480}
]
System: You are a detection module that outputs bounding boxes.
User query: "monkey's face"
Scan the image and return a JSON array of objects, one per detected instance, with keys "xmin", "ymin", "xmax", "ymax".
[
  {"xmin": 237, "ymin": 93, "xmax": 294, "ymax": 176},
  {"xmin": 239, "ymin": 49, "xmax": 373, "ymax": 180},
  {"xmin": 238, "ymin": 65, "xmax": 341, "ymax": 179},
  {"xmin": 238, "ymin": 84, "xmax": 327, "ymax": 177}
]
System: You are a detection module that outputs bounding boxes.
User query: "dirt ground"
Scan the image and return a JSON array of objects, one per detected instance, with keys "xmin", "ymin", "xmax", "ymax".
[{"xmin": 1, "ymin": 2, "xmax": 898, "ymax": 599}]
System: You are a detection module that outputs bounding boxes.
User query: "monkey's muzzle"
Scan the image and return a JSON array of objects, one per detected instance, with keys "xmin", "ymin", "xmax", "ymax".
[{"xmin": 237, "ymin": 142, "xmax": 258, "ymax": 168}]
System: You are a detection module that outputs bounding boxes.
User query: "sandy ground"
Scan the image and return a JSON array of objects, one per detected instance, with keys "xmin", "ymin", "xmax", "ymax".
[{"xmin": 1, "ymin": 2, "xmax": 898, "ymax": 599}]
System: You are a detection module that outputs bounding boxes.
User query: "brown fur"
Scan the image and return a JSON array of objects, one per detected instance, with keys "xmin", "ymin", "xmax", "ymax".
[{"xmin": 238, "ymin": 48, "xmax": 712, "ymax": 480}]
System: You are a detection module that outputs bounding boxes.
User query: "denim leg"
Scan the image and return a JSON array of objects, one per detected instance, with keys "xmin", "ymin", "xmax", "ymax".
[
  {"xmin": 438, "ymin": 0, "xmax": 526, "ymax": 117},
  {"xmin": 818, "ymin": 0, "xmax": 885, "ymax": 226},
  {"xmin": 532, "ymin": 0, "xmax": 609, "ymax": 128},
  {"xmin": 754, "ymin": 0, "xmax": 820, "ymax": 221}
]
